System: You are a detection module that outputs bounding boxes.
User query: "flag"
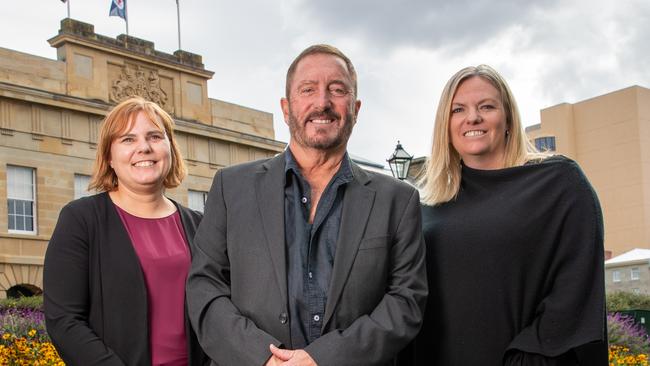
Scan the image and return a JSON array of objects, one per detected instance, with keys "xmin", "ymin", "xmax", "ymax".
[
  {"xmin": 109, "ymin": 0, "xmax": 126, "ymax": 20},
  {"xmin": 60, "ymin": 0, "xmax": 67, "ymax": 3}
]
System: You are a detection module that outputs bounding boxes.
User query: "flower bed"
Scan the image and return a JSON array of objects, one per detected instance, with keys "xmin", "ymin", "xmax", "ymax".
[
  {"xmin": 1, "ymin": 295, "xmax": 650, "ymax": 364},
  {"xmin": 608, "ymin": 312, "xmax": 650, "ymax": 366},
  {"xmin": 0, "ymin": 297, "xmax": 64, "ymax": 365},
  {"xmin": 609, "ymin": 345, "xmax": 649, "ymax": 366}
]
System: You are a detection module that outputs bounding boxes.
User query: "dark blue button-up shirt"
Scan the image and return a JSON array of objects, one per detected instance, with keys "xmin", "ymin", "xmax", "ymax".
[{"xmin": 284, "ymin": 150, "xmax": 354, "ymax": 349}]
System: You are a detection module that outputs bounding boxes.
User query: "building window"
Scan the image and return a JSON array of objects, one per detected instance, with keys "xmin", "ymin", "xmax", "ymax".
[
  {"xmin": 612, "ymin": 270, "xmax": 621, "ymax": 282},
  {"xmin": 534, "ymin": 136, "xmax": 556, "ymax": 152},
  {"xmin": 6, "ymin": 284, "xmax": 42, "ymax": 298},
  {"xmin": 188, "ymin": 190, "xmax": 208, "ymax": 213},
  {"xmin": 631, "ymin": 267, "xmax": 640, "ymax": 281},
  {"xmin": 7, "ymin": 165, "xmax": 36, "ymax": 234},
  {"xmin": 74, "ymin": 174, "xmax": 92, "ymax": 199}
]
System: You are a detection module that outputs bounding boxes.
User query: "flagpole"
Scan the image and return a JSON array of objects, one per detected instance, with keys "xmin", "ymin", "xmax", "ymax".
[
  {"xmin": 67, "ymin": 0, "xmax": 71, "ymax": 18},
  {"xmin": 125, "ymin": 0, "xmax": 129, "ymax": 36},
  {"xmin": 176, "ymin": 0, "xmax": 182, "ymax": 50}
]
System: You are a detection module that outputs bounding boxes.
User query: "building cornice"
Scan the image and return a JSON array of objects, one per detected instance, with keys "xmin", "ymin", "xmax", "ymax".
[
  {"xmin": 0, "ymin": 81, "xmax": 286, "ymax": 152},
  {"xmin": 0, "ymin": 255, "xmax": 44, "ymax": 266}
]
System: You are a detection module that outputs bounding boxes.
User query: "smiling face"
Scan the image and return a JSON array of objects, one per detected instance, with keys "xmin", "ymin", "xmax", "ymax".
[
  {"xmin": 109, "ymin": 111, "xmax": 172, "ymax": 194},
  {"xmin": 449, "ymin": 76, "xmax": 508, "ymax": 169},
  {"xmin": 281, "ymin": 53, "xmax": 361, "ymax": 152}
]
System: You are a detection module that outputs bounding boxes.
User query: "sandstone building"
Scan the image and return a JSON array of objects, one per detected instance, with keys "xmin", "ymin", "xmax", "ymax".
[{"xmin": 0, "ymin": 19, "xmax": 285, "ymax": 298}]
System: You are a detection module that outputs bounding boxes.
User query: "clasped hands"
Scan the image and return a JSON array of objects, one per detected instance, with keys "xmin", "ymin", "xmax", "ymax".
[{"xmin": 265, "ymin": 344, "xmax": 317, "ymax": 366}]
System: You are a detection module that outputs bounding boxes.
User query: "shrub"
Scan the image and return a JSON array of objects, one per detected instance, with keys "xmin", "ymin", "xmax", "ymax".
[
  {"xmin": 607, "ymin": 291, "xmax": 650, "ymax": 312},
  {"xmin": 0, "ymin": 295, "xmax": 43, "ymax": 311},
  {"xmin": 608, "ymin": 312, "xmax": 650, "ymax": 355}
]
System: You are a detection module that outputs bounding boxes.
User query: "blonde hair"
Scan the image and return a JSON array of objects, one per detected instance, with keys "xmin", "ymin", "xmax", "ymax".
[
  {"xmin": 89, "ymin": 97, "xmax": 187, "ymax": 192},
  {"xmin": 419, "ymin": 65, "xmax": 547, "ymax": 205}
]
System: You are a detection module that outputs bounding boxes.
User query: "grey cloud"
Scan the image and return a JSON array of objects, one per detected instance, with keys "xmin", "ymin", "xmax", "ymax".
[
  {"xmin": 4, "ymin": 0, "xmax": 648, "ymax": 165},
  {"xmin": 523, "ymin": 0, "xmax": 650, "ymax": 107},
  {"xmin": 615, "ymin": 3, "xmax": 650, "ymax": 84},
  {"xmin": 291, "ymin": 0, "xmax": 559, "ymax": 52}
]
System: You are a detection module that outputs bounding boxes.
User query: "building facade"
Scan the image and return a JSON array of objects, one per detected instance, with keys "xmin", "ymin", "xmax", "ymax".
[
  {"xmin": 605, "ymin": 249, "xmax": 650, "ymax": 295},
  {"xmin": 526, "ymin": 86, "xmax": 650, "ymax": 256},
  {"xmin": 0, "ymin": 19, "xmax": 285, "ymax": 298}
]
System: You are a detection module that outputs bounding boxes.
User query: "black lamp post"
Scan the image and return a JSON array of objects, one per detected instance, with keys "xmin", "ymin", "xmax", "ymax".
[{"xmin": 387, "ymin": 141, "xmax": 413, "ymax": 180}]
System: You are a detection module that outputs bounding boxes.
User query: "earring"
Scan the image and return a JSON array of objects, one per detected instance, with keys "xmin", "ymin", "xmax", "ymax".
[{"xmin": 505, "ymin": 129, "xmax": 510, "ymax": 136}]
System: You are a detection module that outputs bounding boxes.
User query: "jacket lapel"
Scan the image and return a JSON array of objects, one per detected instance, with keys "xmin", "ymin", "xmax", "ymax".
[
  {"xmin": 172, "ymin": 200, "xmax": 197, "ymax": 252},
  {"xmin": 255, "ymin": 153, "xmax": 288, "ymax": 303},
  {"xmin": 323, "ymin": 163, "xmax": 375, "ymax": 326}
]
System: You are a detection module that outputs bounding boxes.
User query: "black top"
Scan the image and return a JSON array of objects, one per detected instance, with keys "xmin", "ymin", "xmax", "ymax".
[
  {"xmin": 284, "ymin": 150, "xmax": 354, "ymax": 348},
  {"xmin": 406, "ymin": 156, "xmax": 607, "ymax": 365},
  {"xmin": 44, "ymin": 192, "xmax": 209, "ymax": 366}
]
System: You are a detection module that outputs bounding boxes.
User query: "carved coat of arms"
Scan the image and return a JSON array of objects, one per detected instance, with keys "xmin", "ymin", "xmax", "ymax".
[{"xmin": 110, "ymin": 64, "xmax": 169, "ymax": 110}]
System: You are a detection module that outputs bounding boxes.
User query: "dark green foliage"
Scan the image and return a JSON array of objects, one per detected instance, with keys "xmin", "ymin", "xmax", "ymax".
[
  {"xmin": 607, "ymin": 291, "xmax": 650, "ymax": 312},
  {"xmin": 0, "ymin": 295, "xmax": 43, "ymax": 311}
]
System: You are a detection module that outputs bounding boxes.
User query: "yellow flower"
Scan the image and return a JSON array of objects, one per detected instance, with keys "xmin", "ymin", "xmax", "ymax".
[
  {"xmin": 1, "ymin": 333, "xmax": 9, "ymax": 340},
  {"xmin": 28, "ymin": 329, "xmax": 37, "ymax": 337}
]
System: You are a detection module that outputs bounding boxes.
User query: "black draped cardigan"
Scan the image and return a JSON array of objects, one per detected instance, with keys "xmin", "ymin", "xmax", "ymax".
[{"xmin": 401, "ymin": 156, "xmax": 607, "ymax": 366}]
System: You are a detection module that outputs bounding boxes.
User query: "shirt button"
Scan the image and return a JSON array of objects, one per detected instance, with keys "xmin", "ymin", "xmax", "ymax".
[
  {"xmin": 313, "ymin": 315, "xmax": 320, "ymax": 322},
  {"xmin": 301, "ymin": 196, "xmax": 308, "ymax": 204},
  {"xmin": 279, "ymin": 312, "xmax": 288, "ymax": 324}
]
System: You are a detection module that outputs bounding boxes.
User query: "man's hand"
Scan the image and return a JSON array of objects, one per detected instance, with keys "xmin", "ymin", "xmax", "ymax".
[
  {"xmin": 265, "ymin": 355, "xmax": 283, "ymax": 366},
  {"xmin": 269, "ymin": 344, "xmax": 318, "ymax": 366}
]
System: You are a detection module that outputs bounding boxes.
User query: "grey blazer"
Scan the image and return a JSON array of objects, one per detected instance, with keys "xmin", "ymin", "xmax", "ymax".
[{"xmin": 187, "ymin": 152, "xmax": 427, "ymax": 366}]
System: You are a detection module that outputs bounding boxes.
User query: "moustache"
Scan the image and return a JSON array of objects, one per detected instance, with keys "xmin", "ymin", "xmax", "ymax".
[{"xmin": 305, "ymin": 109, "xmax": 340, "ymax": 122}]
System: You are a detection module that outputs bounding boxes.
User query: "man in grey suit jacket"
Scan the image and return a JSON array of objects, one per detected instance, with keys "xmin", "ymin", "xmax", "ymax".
[{"xmin": 187, "ymin": 44, "xmax": 427, "ymax": 366}]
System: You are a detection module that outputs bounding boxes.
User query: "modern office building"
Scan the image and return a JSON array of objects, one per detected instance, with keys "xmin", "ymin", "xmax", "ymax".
[{"xmin": 526, "ymin": 86, "xmax": 650, "ymax": 257}]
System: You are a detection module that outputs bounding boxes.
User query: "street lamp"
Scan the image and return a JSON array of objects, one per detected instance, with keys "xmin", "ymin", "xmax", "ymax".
[{"xmin": 387, "ymin": 141, "xmax": 413, "ymax": 180}]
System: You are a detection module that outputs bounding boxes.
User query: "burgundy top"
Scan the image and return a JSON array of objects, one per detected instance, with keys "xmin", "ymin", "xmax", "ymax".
[{"xmin": 116, "ymin": 205, "xmax": 190, "ymax": 366}]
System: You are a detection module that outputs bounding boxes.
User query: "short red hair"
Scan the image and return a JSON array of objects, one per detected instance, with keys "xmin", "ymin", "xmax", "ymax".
[{"xmin": 89, "ymin": 97, "xmax": 187, "ymax": 192}]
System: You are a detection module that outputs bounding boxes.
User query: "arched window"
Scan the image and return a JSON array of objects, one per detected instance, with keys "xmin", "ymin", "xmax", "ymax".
[{"xmin": 6, "ymin": 284, "xmax": 42, "ymax": 298}]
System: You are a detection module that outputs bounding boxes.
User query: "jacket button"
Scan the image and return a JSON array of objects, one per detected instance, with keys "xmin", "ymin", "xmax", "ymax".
[{"xmin": 279, "ymin": 312, "xmax": 288, "ymax": 324}]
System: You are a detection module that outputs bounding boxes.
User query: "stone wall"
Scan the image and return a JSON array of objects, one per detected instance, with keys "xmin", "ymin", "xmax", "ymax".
[
  {"xmin": 211, "ymin": 99, "xmax": 275, "ymax": 140},
  {"xmin": 0, "ymin": 48, "xmax": 65, "ymax": 94},
  {"xmin": 605, "ymin": 263, "xmax": 650, "ymax": 295}
]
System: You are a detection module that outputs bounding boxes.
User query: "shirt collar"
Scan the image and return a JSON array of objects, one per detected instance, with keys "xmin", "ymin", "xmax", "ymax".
[{"xmin": 284, "ymin": 148, "xmax": 354, "ymax": 185}]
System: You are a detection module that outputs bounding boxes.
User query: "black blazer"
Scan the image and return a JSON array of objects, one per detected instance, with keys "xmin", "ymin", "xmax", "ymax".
[{"xmin": 44, "ymin": 192, "xmax": 209, "ymax": 366}]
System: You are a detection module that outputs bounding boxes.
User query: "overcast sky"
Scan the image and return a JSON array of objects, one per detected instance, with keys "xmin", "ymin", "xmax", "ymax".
[{"xmin": 2, "ymin": 0, "xmax": 649, "ymax": 165}]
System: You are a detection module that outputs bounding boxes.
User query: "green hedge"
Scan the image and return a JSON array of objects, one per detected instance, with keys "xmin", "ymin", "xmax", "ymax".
[
  {"xmin": 0, "ymin": 295, "xmax": 43, "ymax": 311},
  {"xmin": 607, "ymin": 291, "xmax": 650, "ymax": 312}
]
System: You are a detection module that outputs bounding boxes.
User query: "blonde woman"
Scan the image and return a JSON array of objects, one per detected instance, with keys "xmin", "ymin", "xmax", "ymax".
[
  {"xmin": 44, "ymin": 97, "xmax": 208, "ymax": 366},
  {"xmin": 407, "ymin": 65, "xmax": 607, "ymax": 365}
]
